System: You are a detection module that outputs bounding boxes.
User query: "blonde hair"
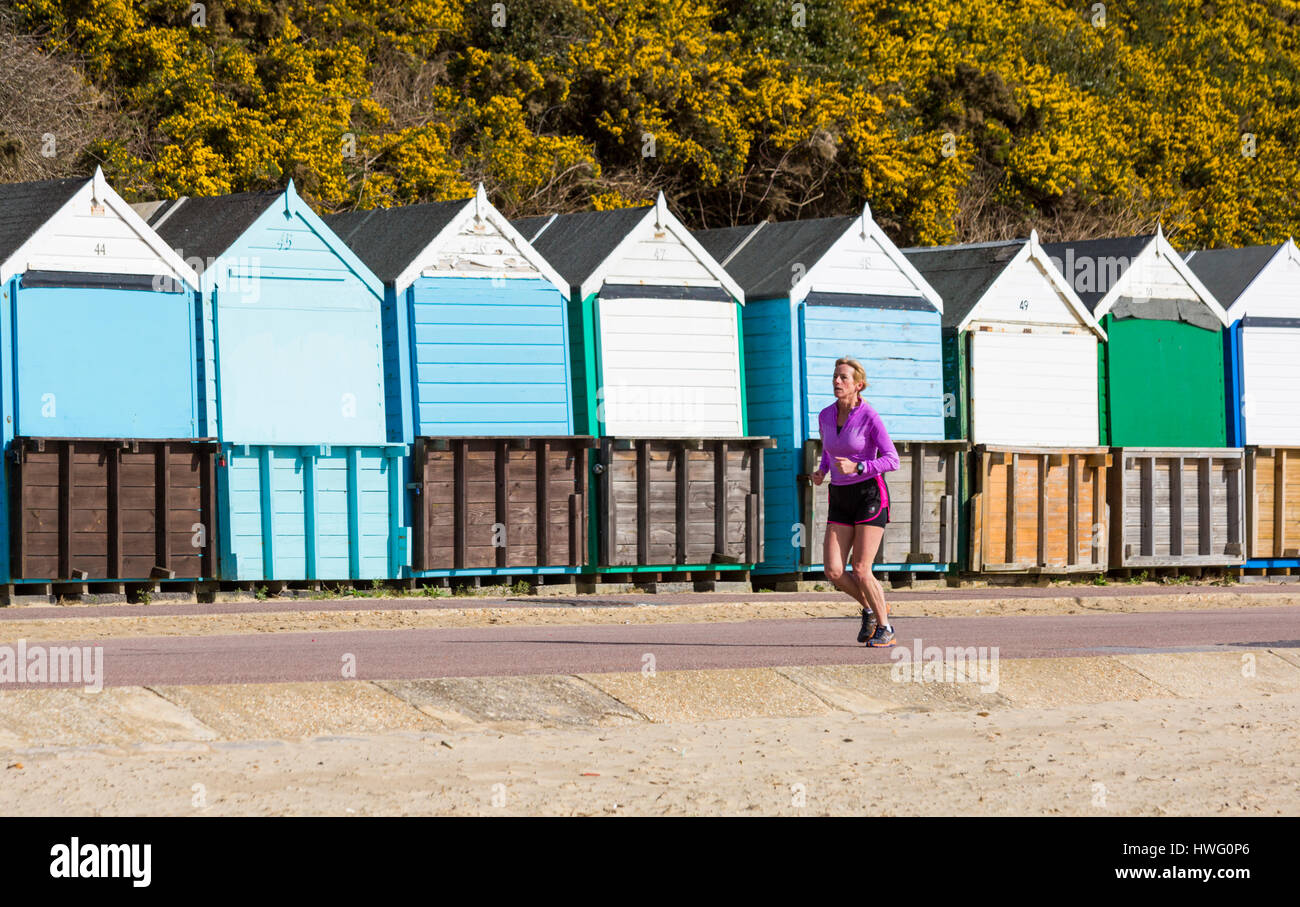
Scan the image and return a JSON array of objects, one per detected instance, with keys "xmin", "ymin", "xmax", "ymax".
[{"xmin": 834, "ymin": 357, "xmax": 868, "ymax": 393}]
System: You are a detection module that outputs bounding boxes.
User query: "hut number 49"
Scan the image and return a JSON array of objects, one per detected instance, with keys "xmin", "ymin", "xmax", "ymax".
[{"xmin": 1018, "ymin": 299, "xmax": 1029, "ymax": 310}]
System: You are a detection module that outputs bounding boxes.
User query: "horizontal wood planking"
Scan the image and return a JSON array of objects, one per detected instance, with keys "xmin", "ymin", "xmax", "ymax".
[
  {"xmin": 409, "ymin": 278, "xmax": 572, "ymax": 436},
  {"xmin": 1240, "ymin": 327, "xmax": 1300, "ymax": 446},
  {"xmin": 11, "ymin": 438, "xmax": 216, "ymax": 581},
  {"xmin": 414, "ymin": 436, "xmax": 590, "ymax": 571}
]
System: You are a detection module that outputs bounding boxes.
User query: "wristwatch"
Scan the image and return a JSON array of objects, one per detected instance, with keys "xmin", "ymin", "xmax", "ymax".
[{"xmin": 856, "ymin": 461, "xmax": 865, "ymax": 475}]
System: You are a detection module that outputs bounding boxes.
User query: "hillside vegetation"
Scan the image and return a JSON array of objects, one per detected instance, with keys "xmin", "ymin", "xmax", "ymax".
[{"xmin": 3, "ymin": 0, "xmax": 1299, "ymax": 247}]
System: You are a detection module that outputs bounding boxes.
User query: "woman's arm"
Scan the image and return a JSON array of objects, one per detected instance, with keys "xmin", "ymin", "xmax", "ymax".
[{"xmin": 860, "ymin": 411, "xmax": 900, "ymax": 475}]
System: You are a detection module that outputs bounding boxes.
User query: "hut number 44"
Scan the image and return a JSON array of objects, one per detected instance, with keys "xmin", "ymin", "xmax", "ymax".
[{"xmin": 94, "ymin": 243, "xmax": 107, "ymax": 256}]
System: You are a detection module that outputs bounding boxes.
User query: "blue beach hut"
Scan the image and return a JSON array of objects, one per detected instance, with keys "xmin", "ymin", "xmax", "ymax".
[
  {"xmin": 1186, "ymin": 240, "xmax": 1300, "ymax": 571},
  {"xmin": 142, "ymin": 183, "xmax": 404, "ymax": 584},
  {"xmin": 0, "ymin": 169, "xmax": 212, "ymax": 594},
  {"xmin": 696, "ymin": 206, "xmax": 962, "ymax": 582},
  {"xmin": 325, "ymin": 187, "xmax": 593, "ymax": 580}
]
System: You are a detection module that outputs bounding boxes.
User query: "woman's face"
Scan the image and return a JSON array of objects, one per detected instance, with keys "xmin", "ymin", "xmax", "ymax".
[{"xmin": 833, "ymin": 365, "xmax": 863, "ymax": 399}]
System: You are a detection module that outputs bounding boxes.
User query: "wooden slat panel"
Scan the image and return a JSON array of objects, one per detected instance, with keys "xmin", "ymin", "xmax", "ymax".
[
  {"xmin": 495, "ymin": 440, "xmax": 508, "ymax": 569},
  {"xmin": 454, "ymin": 439, "xmax": 467, "ymax": 569},
  {"xmin": 1169, "ymin": 456, "xmax": 1183, "ymax": 557},
  {"xmin": 1276, "ymin": 450, "xmax": 1288, "ymax": 558},
  {"xmin": 536, "ymin": 440, "xmax": 551, "ymax": 565},
  {"xmin": 714, "ymin": 440, "xmax": 728, "ymax": 559},
  {"xmin": 1036, "ymin": 454, "xmax": 1048, "ymax": 567},
  {"xmin": 58, "ymin": 444, "xmax": 72, "ymax": 579},
  {"xmin": 636, "ymin": 441, "xmax": 649, "ymax": 565},
  {"xmin": 107, "ymin": 446, "xmax": 122, "ymax": 579},
  {"xmin": 1067, "ymin": 455, "xmax": 1078, "ymax": 566},
  {"xmin": 1198, "ymin": 458, "xmax": 1211, "ymax": 556},
  {"xmin": 156, "ymin": 442, "xmax": 170, "ymax": 573}
]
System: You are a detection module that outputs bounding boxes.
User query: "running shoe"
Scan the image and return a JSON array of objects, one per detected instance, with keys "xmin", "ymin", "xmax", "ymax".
[
  {"xmin": 857, "ymin": 608, "xmax": 877, "ymax": 644},
  {"xmin": 866, "ymin": 624, "xmax": 896, "ymax": 648}
]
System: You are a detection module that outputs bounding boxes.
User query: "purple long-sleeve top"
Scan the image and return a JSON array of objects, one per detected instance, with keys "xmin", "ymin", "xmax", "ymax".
[{"xmin": 817, "ymin": 400, "xmax": 900, "ymax": 493}]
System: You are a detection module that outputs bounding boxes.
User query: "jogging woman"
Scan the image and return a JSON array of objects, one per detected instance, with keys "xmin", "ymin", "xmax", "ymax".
[{"xmin": 811, "ymin": 357, "xmax": 900, "ymax": 647}]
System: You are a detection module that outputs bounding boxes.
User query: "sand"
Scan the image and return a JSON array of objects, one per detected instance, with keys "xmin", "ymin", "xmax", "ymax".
[{"xmin": 3, "ymin": 691, "xmax": 1297, "ymax": 816}]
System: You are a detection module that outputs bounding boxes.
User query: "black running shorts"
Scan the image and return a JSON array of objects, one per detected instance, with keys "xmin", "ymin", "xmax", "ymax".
[{"xmin": 827, "ymin": 476, "xmax": 889, "ymax": 527}]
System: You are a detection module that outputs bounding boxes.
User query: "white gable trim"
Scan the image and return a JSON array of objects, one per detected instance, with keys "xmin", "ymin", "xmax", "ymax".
[
  {"xmin": 1, "ymin": 167, "xmax": 200, "ymax": 289},
  {"xmin": 962, "ymin": 231, "xmax": 1106, "ymax": 340},
  {"xmin": 1093, "ymin": 228, "xmax": 1229, "ymax": 326},
  {"xmin": 790, "ymin": 202, "xmax": 944, "ymax": 311},
  {"xmin": 1221, "ymin": 237, "xmax": 1299, "ymax": 322},
  {"xmin": 580, "ymin": 193, "xmax": 746, "ymax": 303},
  {"xmin": 392, "ymin": 185, "xmax": 567, "ymax": 295}
]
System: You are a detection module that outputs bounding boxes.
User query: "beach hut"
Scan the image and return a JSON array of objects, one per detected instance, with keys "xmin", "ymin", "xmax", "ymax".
[
  {"xmin": 323, "ymin": 187, "xmax": 593, "ymax": 580},
  {"xmin": 695, "ymin": 206, "xmax": 965, "ymax": 584},
  {"xmin": 1042, "ymin": 231, "xmax": 1243, "ymax": 573},
  {"xmin": 143, "ymin": 183, "xmax": 404, "ymax": 584},
  {"xmin": 1186, "ymin": 240, "xmax": 1300, "ymax": 571},
  {"xmin": 904, "ymin": 234, "xmax": 1110, "ymax": 574},
  {"xmin": 512, "ymin": 195, "xmax": 773, "ymax": 582},
  {"xmin": 0, "ymin": 169, "xmax": 214, "ymax": 598}
]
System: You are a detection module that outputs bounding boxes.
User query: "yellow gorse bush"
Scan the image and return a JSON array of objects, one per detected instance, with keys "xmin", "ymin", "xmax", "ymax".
[{"xmin": 9, "ymin": 0, "xmax": 1299, "ymax": 247}]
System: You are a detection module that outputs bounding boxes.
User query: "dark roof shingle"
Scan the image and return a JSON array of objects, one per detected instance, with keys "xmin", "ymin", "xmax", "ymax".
[
  {"xmin": 696, "ymin": 217, "xmax": 855, "ymax": 301},
  {"xmin": 903, "ymin": 241, "xmax": 1026, "ymax": 328},
  {"xmin": 0, "ymin": 177, "xmax": 88, "ymax": 268},
  {"xmin": 1039, "ymin": 235, "xmax": 1154, "ymax": 312},
  {"xmin": 322, "ymin": 199, "xmax": 469, "ymax": 283},
  {"xmin": 148, "ymin": 191, "xmax": 282, "ymax": 263},
  {"xmin": 1184, "ymin": 244, "xmax": 1283, "ymax": 308},
  {"xmin": 509, "ymin": 207, "xmax": 651, "ymax": 289}
]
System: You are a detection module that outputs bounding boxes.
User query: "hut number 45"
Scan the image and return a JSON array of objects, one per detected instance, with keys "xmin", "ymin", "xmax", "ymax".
[{"xmin": 276, "ymin": 233, "xmax": 293, "ymax": 250}]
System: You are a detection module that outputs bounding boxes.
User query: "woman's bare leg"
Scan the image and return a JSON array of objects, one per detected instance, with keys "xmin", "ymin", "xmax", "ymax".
[
  {"xmin": 823, "ymin": 523, "xmax": 870, "ymax": 610},
  {"xmin": 850, "ymin": 524, "xmax": 888, "ymax": 626}
]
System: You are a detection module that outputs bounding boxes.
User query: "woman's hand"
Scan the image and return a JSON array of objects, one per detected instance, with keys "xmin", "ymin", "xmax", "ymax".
[
  {"xmin": 834, "ymin": 457, "xmax": 858, "ymax": 476},
  {"xmin": 811, "ymin": 469, "xmax": 825, "ymax": 486}
]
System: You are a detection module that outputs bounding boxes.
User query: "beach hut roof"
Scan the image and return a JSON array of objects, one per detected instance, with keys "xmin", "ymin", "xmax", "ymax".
[
  {"xmin": 1183, "ymin": 243, "xmax": 1287, "ymax": 311},
  {"xmin": 324, "ymin": 199, "xmax": 466, "ymax": 283},
  {"xmin": 702, "ymin": 209, "xmax": 941, "ymax": 310},
  {"xmin": 904, "ymin": 240, "xmax": 1025, "ymax": 328},
  {"xmin": 514, "ymin": 206, "xmax": 652, "ymax": 289},
  {"xmin": 141, "ymin": 181, "xmax": 382, "ymax": 300},
  {"xmin": 701, "ymin": 217, "xmax": 849, "ymax": 301},
  {"xmin": 325, "ymin": 186, "xmax": 566, "ymax": 294},
  {"xmin": 1, "ymin": 168, "xmax": 199, "ymax": 289},
  {"xmin": 0, "ymin": 177, "xmax": 85, "ymax": 267},
  {"xmin": 513, "ymin": 193, "xmax": 743, "ymax": 302},
  {"xmin": 1039, "ymin": 234, "xmax": 1152, "ymax": 313},
  {"xmin": 145, "ymin": 190, "xmax": 283, "ymax": 262},
  {"xmin": 904, "ymin": 233, "xmax": 1104, "ymax": 336},
  {"xmin": 1042, "ymin": 229, "xmax": 1227, "ymax": 327},
  {"xmin": 694, "ymin": 224, "xmax": 761, "ymax": 267}
]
